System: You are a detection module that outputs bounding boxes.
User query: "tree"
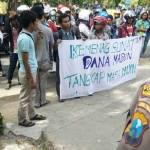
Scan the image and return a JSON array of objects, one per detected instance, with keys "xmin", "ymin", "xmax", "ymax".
[
  {"xmin": 138, "ymin": 0, "xmax": 150, "ymax": 6},
  {"xmin": 22, "ymin": 0, "xmax": 32, "ymax": 6}
]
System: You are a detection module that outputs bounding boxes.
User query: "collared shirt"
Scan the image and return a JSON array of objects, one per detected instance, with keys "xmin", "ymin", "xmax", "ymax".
[
  {"xmin": 61, "ymin": 29, "xmax": 74, "ymax": 40},
  {"xmin": 17, "ymin": 29, "xmax": 38, "ymax": 73},
  {"xmin": 34, "ymin": 22, "xmax": 54, "ymax": 67}
]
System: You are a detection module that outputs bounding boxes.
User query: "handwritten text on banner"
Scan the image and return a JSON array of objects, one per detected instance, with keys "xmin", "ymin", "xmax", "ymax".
[{"xmin": 58, "ymin": 36, "xmax": 143, "ymax": 99}]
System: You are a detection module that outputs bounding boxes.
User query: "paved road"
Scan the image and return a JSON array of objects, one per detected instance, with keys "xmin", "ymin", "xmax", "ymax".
[{"xmin": 0, "ymin": 43, "xmax": 150, "ymax": 150}]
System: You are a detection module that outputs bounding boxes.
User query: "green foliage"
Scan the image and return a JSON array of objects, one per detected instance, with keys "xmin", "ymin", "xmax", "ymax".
[
  {"xmin": 0, "ymin": 113, "xmax": 4, "ymax": 135},
  {"xmin": 138, "ymin": 0, "xmax": 150, "ymax": 6},
  {"xmin": 22, "ymin": 0, "xmax": 32, "ymax": 6}
]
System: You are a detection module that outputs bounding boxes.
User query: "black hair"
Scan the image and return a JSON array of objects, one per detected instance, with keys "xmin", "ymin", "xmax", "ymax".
[
  {"xmin": 31, "ymin": 6, "xmax": 44, "ymax": 20},
  {"xmin": 10, "ymin": 14, "xmax": 19, "ymax": 22},
  {"xmin": 107, "ymin": 14, "xmax": 113, "ymax": 20},
  {"xmin": 58, "ymin": 13, "xmax": 71, "ymax": 24},
  {"xmin": 33, "ymin": 2, "xmax": 44, "ymax": 9},
  {"xmin": 102, "ymin": 8, "xmax": 107, "ymax": 11},
  {"xmin": 10, "ymin": 14, "xmax": 22, "ymax": 31},
  {"xmin": 19, "ymin": 10, "xmax": 37, "ymax": 29}
]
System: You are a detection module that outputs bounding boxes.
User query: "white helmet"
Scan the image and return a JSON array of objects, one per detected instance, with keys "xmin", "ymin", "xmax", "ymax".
[
  {"xmin": 79, "ymin": 10, "xmax": 91, "ymax": 21},
  {"xmin": 60, "ymin": 7, "xmax": 70, "ymax": 14},
  {"xmin": 124, "ymin": 10, "xmax": 136, "ymax": 18},
  {"xmin": 123, "ymin": 10, "xmax": 136, "ymax": 22},
  {"xmin": 17, "ymin": 5, "xmax": 30, "ymax": 12}
]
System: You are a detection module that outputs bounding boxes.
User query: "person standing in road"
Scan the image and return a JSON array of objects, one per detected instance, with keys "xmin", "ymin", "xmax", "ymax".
[
  {"xmin": 17, "ymin": 10, "xmax": 46, "ymax": 127},
  {"xmin": 31, "ymin": 6, "xmax": 54, "ymax": 108}
]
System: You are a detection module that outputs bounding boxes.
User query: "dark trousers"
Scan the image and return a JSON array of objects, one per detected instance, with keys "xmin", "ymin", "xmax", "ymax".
[
  {"xmin": 0, "ymin": 59, "xmax": 3, "ymax": 72},
  {"xmin": 141, "ymin": 36, "xmax": 150, "ymax": 56},
  {"xmin": 7, "ymin": 53, "xmax": 18, "ymax": 83},
  {"xmin": 0, "ymin": 15, "xmax": 4, "ymax": 23},
  {"xmin": 56, "ymin": 56, "xmax": 60, "ymax": 97}
]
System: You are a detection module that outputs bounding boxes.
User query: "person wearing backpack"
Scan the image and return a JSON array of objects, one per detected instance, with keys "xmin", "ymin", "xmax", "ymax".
[
  {"xmin": 55, "ymin": 13, "xmax": 81, "ymax": 102},
  {"xmin": 17, "ymin": 10, "xmax": 46, "ymax": 127}
]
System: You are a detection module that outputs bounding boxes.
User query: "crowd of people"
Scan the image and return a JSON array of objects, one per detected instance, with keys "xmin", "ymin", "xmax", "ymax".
[{"xmin": 0, "ymin": 1, "xmax": 150, "ymax": 127}]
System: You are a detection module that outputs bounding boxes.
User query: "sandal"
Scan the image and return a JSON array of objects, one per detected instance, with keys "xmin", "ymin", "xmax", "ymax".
[
  {"xmin": 19, "ymin": 119, "xmax": 35, "ymax": 127},
  {"xmin": 40, "ymin": 101, "xmax": 50, "ymax": 107},
  {"xmin": 34, "ymin": 101, "xmax": 50, "ymax": 108},
  {"xmin": 31, "ymin": 114, "xmax": 46, "ymax": 121}
]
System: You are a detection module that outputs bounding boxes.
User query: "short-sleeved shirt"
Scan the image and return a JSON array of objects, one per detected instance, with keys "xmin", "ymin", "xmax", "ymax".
[
  {"xmin": 135, "ymin": 19, "xmax": 150, "ymax": 36},
  {"xmin": 34, "ymin": 22, "xmax": 54, "ymax": 66},
  {"xmin": 17, "ymin": 29, "xmax": 38, "ymax": 73}
]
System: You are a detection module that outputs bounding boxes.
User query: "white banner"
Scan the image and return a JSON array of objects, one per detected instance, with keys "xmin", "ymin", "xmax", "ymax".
[{"xmin": 58, "ymin": 36, "xmax": 143, "ymax": 100}]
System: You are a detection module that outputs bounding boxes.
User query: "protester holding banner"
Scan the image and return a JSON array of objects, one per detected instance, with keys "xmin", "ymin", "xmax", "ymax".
[
  {"xmin": 106, "ymin": 14, "xmax": 117, "ymax": 39},
  {"xmin": 89, "ymin": 16, "xmax": 109, "ymax": 40},
  {"xmin": 56, "ymin": 13, "xmax": 81, "ymax": 102}
]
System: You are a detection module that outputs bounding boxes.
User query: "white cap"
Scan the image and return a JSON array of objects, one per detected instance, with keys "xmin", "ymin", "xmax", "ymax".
[{"xmin": 79, "ymin": 9, "xmax": 91, "ymax": 21}]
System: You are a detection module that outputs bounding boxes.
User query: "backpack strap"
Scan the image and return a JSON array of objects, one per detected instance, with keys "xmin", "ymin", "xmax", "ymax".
[{"xmin": 21, "ymin": 32, "xmax": 34, "ymax": 42}]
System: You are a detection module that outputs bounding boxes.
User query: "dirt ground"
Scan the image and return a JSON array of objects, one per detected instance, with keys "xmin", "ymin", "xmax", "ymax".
[{"xmin": 0, "ymin": 130, "xmax": 56, "ymax": 150}]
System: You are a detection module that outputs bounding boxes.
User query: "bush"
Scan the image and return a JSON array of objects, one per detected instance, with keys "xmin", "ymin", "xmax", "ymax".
[{"xmin": 0, "ymin": 113, "xmax": 4, "ymax": 135}]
